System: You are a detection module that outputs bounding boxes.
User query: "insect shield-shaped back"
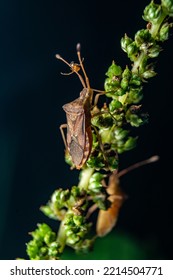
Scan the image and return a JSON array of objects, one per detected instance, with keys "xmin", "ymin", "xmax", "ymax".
[{"xmin": 63, "ymin": 88, "xmax": 92, "ymax": 169}]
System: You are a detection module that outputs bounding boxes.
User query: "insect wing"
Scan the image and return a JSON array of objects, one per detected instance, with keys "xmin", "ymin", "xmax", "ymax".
[
  {"xmin": 96, "ymin": 174, "xmax": 124, "ymax": 237},
  {"xmin": 69, "ymin": 112, "xmax": 86, "ymax": 166},
  {"xmin": 96, "ymin": 195, "xmax": 123, "ymax": 237},
  {"xmin": 62, "ymin": 88, "xmax": 92, "ymax": 168},
  {"xmin": 63, "ymin": 100, "xmax": 86, "ymax": 167}
]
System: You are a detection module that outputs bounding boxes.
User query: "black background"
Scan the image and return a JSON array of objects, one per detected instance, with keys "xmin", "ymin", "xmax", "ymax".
[{"xmin": 0, "ymin": 0, "xmax": 173, "ymax": 259}]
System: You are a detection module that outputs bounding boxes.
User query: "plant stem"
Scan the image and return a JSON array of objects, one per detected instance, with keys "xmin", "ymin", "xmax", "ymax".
[
  {"xmin": 150, "ymin": 12, "xmax": 167, "ymax": 38},
  {"xmin": 78, "ymin": 167, "xmax": 95, "ymax": 190},
  {"xmin": 132, "ymin": 52, "xmax": 146, "ymax": 74},
  {"xmin": 57, "ymin": 220, "xmax": 67, "ymax": 253}
]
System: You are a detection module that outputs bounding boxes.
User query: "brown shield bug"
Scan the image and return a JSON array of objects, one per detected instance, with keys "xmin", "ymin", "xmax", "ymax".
[
  {"xmin": 56, "ymin": 43, "xmax": 102, "ymax": 169},
  {"xmin": 62, "ymin": 88, "xmax": 92, "ymax": 169}
]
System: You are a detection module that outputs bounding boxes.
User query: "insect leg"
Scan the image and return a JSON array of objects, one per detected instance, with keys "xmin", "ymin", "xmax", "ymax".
[
  {"xmin": 86, "ymin": 203, "xmax": 98, "ymax": 219},
  {"xmin": 59, "ymin": 124, "xmax": 68, "ymax": 149},
  {"xmin": 93, "ymin": 91, "xmax": 106, "ymax": 107}
]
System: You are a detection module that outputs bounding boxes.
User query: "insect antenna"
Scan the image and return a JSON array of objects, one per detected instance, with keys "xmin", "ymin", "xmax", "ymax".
[
  {"xmin": 56, "ymin": 53, "xmax": 86, "ymax": 88},
  {"xmin": 117, "ymin": 155, "xmax": 159, "ymax": 178},
  {"xmin": 76, "ymin": 43, "xmax": 91, "ymax": 89}
]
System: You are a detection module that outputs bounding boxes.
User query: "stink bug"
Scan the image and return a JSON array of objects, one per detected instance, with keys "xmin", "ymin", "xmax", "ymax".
[{"xmin": 56, "ymin": 44, "xmax": 103, "ymax": 169}]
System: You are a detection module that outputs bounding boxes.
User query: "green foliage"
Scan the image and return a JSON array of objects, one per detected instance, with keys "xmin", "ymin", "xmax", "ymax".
[{"xmin": 27, "ymin": 224, "xmax": 62, "ymax": 260}]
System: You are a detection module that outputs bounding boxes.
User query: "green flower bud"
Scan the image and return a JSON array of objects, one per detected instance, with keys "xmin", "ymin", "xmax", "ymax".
[
  {"xmin": 86, "ymin": 155, "xmax": 105, "ymax": 169},
  {"xmin": 130, "ymin": 74, "xmax": 142, "ymax": 86},
  {"xmin": 93, "ymin": 195, "xmax": 107, "ymax": 210},
  {"xmin": 139, "ymin": 42, "xmax": 149, "ymax": 53},
  {"xmin": 109, "ymin": 99, "xmax": 122, "ymax": 112},
  {"xmin": 118, "ymin": 92, "xmax": 128, "ymax": 106},
  {"xmin": 60, "ymin": 189, "xmax": 70, "ymax": 202},
  {"xmin": 126, "ymin": 113, "xmax": 144, "ymax": 127},
  {"xmin": 117, "ymin": 147, "xmax": 124, "ymax": 153},
  {"xmin": 65, "ymin": 150, "xmax": 73, "ymax": 167},
  {"xmin": 143, "ymin": 2, "xmax": 162, "ymax": 24},
  {"xmin": 127, "ymin": 88, "xmax": 143, "ymax": 104},
  {"xmin": 101, "ymin": 115, "xmax": 114, "ymax": 128},
  {"xmin": 121, "ymin": 77, "xmax": 129, "ymax": 90},
  {"xmin": 91, "ymin": 114, "xmax": 113, "ymax": 128},
  {"xmin": 161, "ymin": 0, "xmax": 173, "ymax": 16},
  {"xmin": 71, "ymin": 186, "xmax": 80, "ymax": 198},
  {"xmin": 40, "ymin": 205, "xmax": 58, "ymax": 220},
  {"xmin": 75, "ymin": 239, "xmax": 94, "ymax": 254},
  {"xmin": 116, "ymin": 88, "xmax": 126, "ymax": 96},
  {"xmin": 73, "ymin": 215, "xmax": 84, "ymax": 226},
  {"xmin": 39, "ymin": 247, "xmax": 48, "ymax": 258},
  {"xmin": 105, "ymin": 87, "xmax": 125, "ymax": 98},
  {"xmin": 52, "ymin": 189, "xmax": 61, "ymax": 205},
  {"xmin": 108, "ymin": 110, "xmax": 124, "ymax": 127},
  {"xmin": 26, "ymin": 224, "xmax": 59, "ymax": 260},
  {"xmin": 65, "ymin": 229, "xmax": 74, "ymax": 237},
  {"xmin": 104, "ymin": 78, "xmax": 119, "ymax": 94},
  {"xmin": 92, "ymin": 133, "xmax": 99, "ymax": 148},
  {"xmin": 26, "ymin": 240, "xmax": 38, "ymax": 260},
  {"xmin": 108, "ymin": 156, "xmax": 119, "ymax": 171},
  {"xmin": 90, "ymin": 172, "xmax": 105, "ymax": 182},
  {"xmin": 122, "ymin": 66, "xmax": 131, "ymax": 79},
  {"xmin": 135, "ymin": 29, "xmax": 152, "ymax": 47},
  {"xmin": 121, "ymin": 34, "xmax": 133, "ymax": 53},
  {"xmin": 48, "ymin": 242, "xmax": 61, "ymax": 258},
  {"xmin": 44, "ymin": 232, "xmax": 56, "ymax": 245},
  {"xmin": 64, "ymin": 213, "xmax": 74, "ymax": 225},
  {"xmin": 91, "ymin": 115, "xmax": 100, "ymax": 127},
  {"xmin": 126, "ymin": 42, "xmax": 138, "ymax": 59},
  {"xmin": 88, "ymin": 181, "xmax": 102, "ymax": 193},
  {"xmin": 105, "ymin": 62, "xmax": 122, "ymax": 78},
  {"xmin": 114, "ymin": 128, "xmax": 129, "ymax": 141},
  {"xmin": 124, "ymin": 137, "xmax": 137, "ymax": 151},
  {"xmin": 67, "ymin": 234, "xmax": 80, "ymax": 245},
  {"xmin": 148, "ymin": 44, "xmax": 161, "ymax": 58},
  {"xmin": 50, "ymin": 189, "xmax": 67, "ymax": 210},
  {"xmin": 80, "ymin": 225, "xmax": 88, "ymax": 234},
  {"xmin": 142, "ymin": 69, "xmax": 157, "ymax": 79},
  {"xmin": 32, "ymin": 223, "xmax": 52, "ymax": 239},
  {"xmin": 159, "ymin": 22, "xmax": 170, "ymax": 41}
]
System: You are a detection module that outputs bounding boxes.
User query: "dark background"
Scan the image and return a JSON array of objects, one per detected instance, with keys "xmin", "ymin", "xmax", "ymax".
[{"xmin": 0, "ymin": 0, "xmax": 173, "ymax": 259}]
